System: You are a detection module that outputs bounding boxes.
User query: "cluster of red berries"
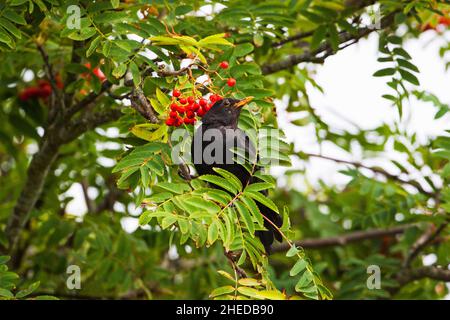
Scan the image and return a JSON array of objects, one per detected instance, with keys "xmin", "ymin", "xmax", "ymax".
[
  {"xmin": 165, "ymin": 89, "xmax": 223, "ymax": 127},
  {"xmin": 422, "ymin": 15, "xmax": 450, "ymax": 31},
  {"xmin": 83, "ymin": 63, "xmax": 106, "ymax": 82},
  {"xmin": 19, "ymin": 77, "xmax": 63, "ymax": 101}
]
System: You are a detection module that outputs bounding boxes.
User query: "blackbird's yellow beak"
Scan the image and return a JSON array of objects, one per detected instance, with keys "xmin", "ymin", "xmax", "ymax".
[{"xmin": 234, "ymin": 96, "xmax": 254, "ymax": 108}]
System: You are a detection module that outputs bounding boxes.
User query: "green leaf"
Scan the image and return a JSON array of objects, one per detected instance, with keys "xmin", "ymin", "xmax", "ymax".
[
  {"xmin": 254, "ymin": 290, "xmax": 285, "ymax": 300},
  {"xmin": 240, "ymin": 195, "xmax": 264, "ymax": 227},
  {"xmin": 68, "ymin": 27, "xmax": 97, "ymax": 41},
  {"xmin": 290, "ymin": 259, "xmax": 307, "ymax": 276},
  {"xmin": 184, "ymin": 196, "xmax": 221, "ymax": 214},
  {"xmin": 397, "ymin": 59, "xmax": 419, "ymax": 73},
  {"xmin": 311, "ymin": 25, "xmax": 327, "ymax": 51},
  {"xmin": 0, "ymin": 288, "xmax": 14, "ymax": 298},
  {"xmin": 0, "ymin": 27, "xmax": 13, "ymax": 47},
  {"xmin": 286, "ymin": 246, "xmax": 299, "ymax": 257},
  {"xmin": 129, "ymin": 61, "xmax": 141, "ymax": 86},
  {"xmin": 157, "ymin": 182, "xmax": 191, "ymax": 194},
  {"xmin": 3, "ymin": 9, "xmax": 26, "ymax": 25},
  {"xmin": 0, "ymin": 18, "xmax": 21, "ymax": 39},
  {"xmin": 15, "ymin": 281, "xmax": 40, "ymax": 298},
  {"xmin": 234, "ymin": 43, "xmax": 254, "ymax": 57},
  {"xmin": 86, "ymin": 36, "xmax": 101, "ymax": 57},
  {"xmin": 237, "ymin": 286, "xmax": 261, "ymax": 299},
  {"xmin": 212, "ymin": 168, "xmax": 242, "ymax": 191},
  {"xmin": 209, "ymin": 285, "xmax": 235, "ymax": 298},
  {"xmin": 111, "ymin": 0, "xmax": 120, "ymax": 9},
  {"xmin": 0, "ymin": 256, "xmax": 10, "ymax": 264},
  {"xmin": 238, "ymin": 278, "xmax": 261, "ymax": 287},
  {"xmin": 244, "ymin": 191, "xmax": 279, "ymax": 214},
  {"xmin": 102, "ymin": 41, "xmax": 112, "ymax": 57},
  {"xmin": 373, "ymin": 68, "xmax": 396, "ymax": 77},
  {"xmin": 113, "ymin": 63, "xmax": 127, "ymax": 78},
  {"xmin": 199, "ymin": 175, "xmax": 238, "ymax": 194},
  {"xmin": 244, "ymin": 182, "xmax": 274, "ymax": 193},
  {"xmin": 208, "ymin": 221, "xmax": 219, "ymax": 244},
  {"xmin": 328, "ymin": 24, "xmax": 339, "ymax": 52},
  {"xmin": 235, "ymin": 201, "xmax": 255, "ymax": 235},
  {"xmin": 161, "ymin": 215, "xmax": 177, "ymax": 229},
  {"xmin": 399, "ymin": 69, "xmax": 420, "ymax": 86},
  {"xmin": 393, "ymin": 47, "xmax": 412, "ymax": 60}
]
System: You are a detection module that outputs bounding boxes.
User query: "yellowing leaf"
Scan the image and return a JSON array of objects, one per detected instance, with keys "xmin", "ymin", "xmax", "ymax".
[
  {"xmin": 198, "ymin": 33, "xmax": 234, "ymax": 49},
  {"xmin": 131, "ymin": 124, "xmax": 168, "ymax": 142},
  {"xmin": 255, "ymin": 290, "xmax": 286, "ymax": 300},
  {"xmin": 209, "ymin": 286, "xmax": 235, "ymax": 298},
  {"xmin": 217, "ymin": 270, "xmax": 235, "ymax": 282},
  {"xmin": 238, "ymin": 278, "xmax": 261, "ymax": 287}
]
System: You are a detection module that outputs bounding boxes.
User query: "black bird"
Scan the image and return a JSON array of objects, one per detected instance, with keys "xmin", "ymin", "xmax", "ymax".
[{"xmin": 191, "ymin": 97, "xmax": 282, "ymax": 252}]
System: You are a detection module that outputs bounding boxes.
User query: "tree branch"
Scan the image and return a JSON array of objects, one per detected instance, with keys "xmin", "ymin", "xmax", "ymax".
[
  {"xmin": 64, "ymin": 80, "xmax": 113, "ymax": 120},
  {"xmin": 397, "ymin": 266, "xmax": 450, "ymax": 286},
  {"xmin": 5, "ymin": 132, "xmax": 60, "ymax": 258},
  {"xmin": 81, "ymin": 178, "xmax": 96, "ymax": 213},
  {"xmin": 129, "ymin": 87, "xmax": 159, "ymax": 123},
  {"xmin": 271, "ymin": 224, "xmax": 414, "ymax": 253},
  {"xmin": 403, "ymin": 221, "xmax": 448, "ymax": 268},
  {"xmin": 262, "ymin": 11, "xmax": 397, "ymax": 75},
  {"xmin": 4, "ymin": 108, "xmax": 122, "ymax": 259},
  {"xmin": 303, "ymin": 152, "xmax": 437, "ymax": 198}
]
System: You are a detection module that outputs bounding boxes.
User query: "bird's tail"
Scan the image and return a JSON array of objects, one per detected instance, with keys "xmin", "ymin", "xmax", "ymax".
[{"xmin": 255, "ymin": 203, "xmax": 283, "ymax": 254}]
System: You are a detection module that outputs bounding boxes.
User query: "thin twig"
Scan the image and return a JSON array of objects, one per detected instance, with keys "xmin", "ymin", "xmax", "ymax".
[
  {"xmin": 271, "ymin": 224, "xmax": 415, "ymax": 253},
  {"xmin": 403, "ymin": 221, "xmax": 448, "ymax": 268},
  {"xmin": 303, "ymin": 153, "xmax": 437, "ymax": 198}
]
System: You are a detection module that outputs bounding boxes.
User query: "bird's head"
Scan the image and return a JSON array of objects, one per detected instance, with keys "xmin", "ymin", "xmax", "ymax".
[{"xmin": 201, "ymin": 96, "xmax": 253, "ymax": 127}]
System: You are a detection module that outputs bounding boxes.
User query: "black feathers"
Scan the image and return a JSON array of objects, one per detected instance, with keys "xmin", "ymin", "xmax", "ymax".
[{"xmin": 191, "ymin": 97, "xmax": 282, "ymax": 252}]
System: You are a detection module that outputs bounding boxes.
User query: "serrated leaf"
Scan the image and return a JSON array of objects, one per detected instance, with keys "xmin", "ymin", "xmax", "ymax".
[
  {"xmin": 238, "ymin": 278, "xmax": 261, "ymax": 287},
  {"xmin": 244, "ymin": 191, "xmax": 279, "ymax": 214},
  {"xmin": 235, "ymin": 201, "xmax": 255, "ymax": 235},
  {"xmin": 290, "ymin": 259, "xmax": 307, "ymax": 276},
  {"xmin": 209, "ymin": 285, "xmax": 235, "ymax": 298},
  {"xmin": 208, "ymin": 221, "xmax": 219, "ymax": 244},
  {"xmin": 86, "ymin": 36, "xmax": 101, "ymax": 57},
  {"xmin": 199, "ymin": 175, "xmax": 238, "ymax": 194}
]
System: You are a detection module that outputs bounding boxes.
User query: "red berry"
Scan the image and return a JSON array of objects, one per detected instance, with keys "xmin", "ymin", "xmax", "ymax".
[
  {"xmin": 227, "ymin": 78, "xmax": 236, "ymax": 87},
  {"xmin": 219, "ymin": 61, "xmax": 229, "ymax": 69},
  {"xmin": 169, "ymin": 111, "xmax": 178, "ymax": 118},
  {"xmin": 38, "ymin": 85, "xmax": 52, "ymax": 98},
  {"xmin": 187, "ymin": 96, "xmax": 195, "ymax": 104},
  {"xmin": 93, "ymin": 67, "xmax": 106, "ymax": 82},
  {"xmin": 170, "ymin": 103, "xmax": 178, "ymax": 111},
  {"xmin": 186, "ymin": 110, "xmax": 195, "ymax": 118},
  {"xmin": 197, "ymin": 108, "xmax": 205, "ymax": 117},
  {"xmin": 192, "ymin": 103, "xmax": 200, "ymax": 111},
  {"xmin": 216, "ymin": 95, "xmax": 222, "ymax": 101},
  {"xmin": 166, "ymin": 118, "xmax": 175, "ymax": 126},
  {"xmin": 174, "ymin": 117, "xmax": 183, "ymax": 127},
  {"xmin": 173, "ymin": 89, "xmax": 181, "ymax": 98},
  {"xmin": 209, "ymin": 94, "xmax": 217, "ymax": 103},
  {"xmin": 176, "ymin": 106, "xmax": 186, "ymax": 113},
  {"xmin": 199, "ymin": 99, "xmax": 207, "ymax": 107},
  {"xmin": 179, "ymin": 97, "xmax": 187, "ymax": 105}
]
